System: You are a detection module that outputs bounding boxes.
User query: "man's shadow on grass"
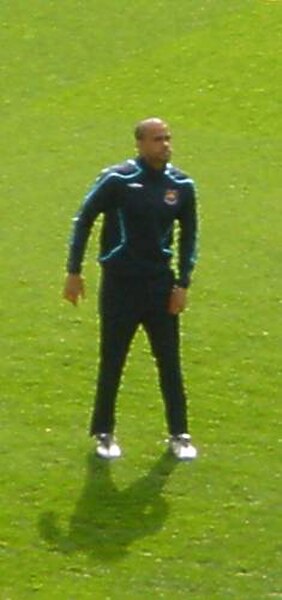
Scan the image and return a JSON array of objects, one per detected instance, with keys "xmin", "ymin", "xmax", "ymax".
[{"xmin": 38, "ymin": 451, "xmax": 177, "ymax": 562}]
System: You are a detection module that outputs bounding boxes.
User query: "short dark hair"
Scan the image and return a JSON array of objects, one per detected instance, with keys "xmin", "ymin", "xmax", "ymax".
[
  {"xmin": 134, "ymin": 117, "xmax": 165, "ymax": 141},
  {"xmin": 134, "ymin": 122, "xmax": 146, "ymax": 141}
]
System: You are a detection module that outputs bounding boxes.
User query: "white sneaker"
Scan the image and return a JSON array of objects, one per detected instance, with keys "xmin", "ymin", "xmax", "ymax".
[
  {"xmin": 169, "ymin": 434, "xmax": 197, "ymax": 460},
  {"xmin": 96, "ymin": 434, "xmax": 122, "ymax": 459}
]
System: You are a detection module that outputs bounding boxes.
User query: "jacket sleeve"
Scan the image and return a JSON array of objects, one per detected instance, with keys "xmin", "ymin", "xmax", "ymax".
[
  {"xmin": 66, "ymin": 173, "xmax": 119, "ymax": 274},
  {"xmin": 176, "ymin": 180, "xmax": 198, "ymax": 288}
]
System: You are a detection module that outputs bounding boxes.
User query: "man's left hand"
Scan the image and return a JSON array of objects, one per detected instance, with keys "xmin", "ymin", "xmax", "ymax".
[{"xmin": 168, "ymin": 286, "xmax": 187, "ymax": 315}]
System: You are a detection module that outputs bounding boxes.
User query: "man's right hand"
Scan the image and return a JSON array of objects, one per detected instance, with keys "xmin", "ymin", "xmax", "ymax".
[{"xmin": 63, "ymin": 274, "xmax": 85, "ymax": 306}]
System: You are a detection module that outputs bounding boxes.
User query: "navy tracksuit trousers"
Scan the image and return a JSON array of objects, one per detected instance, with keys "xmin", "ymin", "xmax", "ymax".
[{"xmin": 90, "ymin": 269, "xmax": 189, "ymax": 437}]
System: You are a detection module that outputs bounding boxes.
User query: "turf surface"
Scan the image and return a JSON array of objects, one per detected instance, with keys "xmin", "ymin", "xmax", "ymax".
[{"xmin": 1, "ymin": 1, "xmax": 281, "ymax": 598}]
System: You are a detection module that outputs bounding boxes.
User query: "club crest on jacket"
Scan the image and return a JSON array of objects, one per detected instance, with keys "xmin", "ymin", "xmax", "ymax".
[{"xmin": 164, "ymin": 189, "xmax": 178, "ymax": 205}]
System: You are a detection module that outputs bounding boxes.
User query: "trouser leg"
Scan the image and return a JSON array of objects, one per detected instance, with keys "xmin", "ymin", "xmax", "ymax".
[
  {"xmin": 90, "ymin": 313, "xmax": 138, "ymax": 435},
  {"xmin": 90, "ymin": 276, "xmax": 139, "ymax": 436},
  {"xmin": 143, "ymin": 312, "xmax": 188, "ymax": 436}
]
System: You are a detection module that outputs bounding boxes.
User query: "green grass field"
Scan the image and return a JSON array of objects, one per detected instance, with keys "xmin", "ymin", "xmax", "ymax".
[{"xmin": 1, "ymin": 1, "xmax": 281, "ymax": 598}]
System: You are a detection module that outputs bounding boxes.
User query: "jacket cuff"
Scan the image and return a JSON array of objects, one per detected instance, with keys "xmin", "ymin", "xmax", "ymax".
[{"xmin": 175, "ymin": 274, "xmax": 191, "ymax": 289}]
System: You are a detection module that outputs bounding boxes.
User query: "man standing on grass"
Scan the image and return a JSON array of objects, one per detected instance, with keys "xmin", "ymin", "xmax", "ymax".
[{"xmin": 63, "ymin": 118, "xmax": 198, "ymax": 460}]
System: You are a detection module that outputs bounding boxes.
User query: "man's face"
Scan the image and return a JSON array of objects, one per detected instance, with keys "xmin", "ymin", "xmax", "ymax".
[{"xmin": 137, "ymin": 122, "xmax": 172, "ymax": 167}]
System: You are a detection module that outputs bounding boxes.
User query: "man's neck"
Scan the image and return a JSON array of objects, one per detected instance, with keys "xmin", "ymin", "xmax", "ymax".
[{"xmin": 138, "ymin": 156, "xmax": 166, "ymax": 171}]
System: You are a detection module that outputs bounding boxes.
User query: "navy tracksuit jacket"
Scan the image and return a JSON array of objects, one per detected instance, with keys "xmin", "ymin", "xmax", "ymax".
[{"xmin": 67, "ymin": 156, "xmax": 198, "ymax": 436}]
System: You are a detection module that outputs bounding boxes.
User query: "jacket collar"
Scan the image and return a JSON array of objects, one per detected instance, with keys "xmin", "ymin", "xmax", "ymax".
[{"xmin": 136, "ymin": 156, "xmax": 167, "ymax": 177}]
